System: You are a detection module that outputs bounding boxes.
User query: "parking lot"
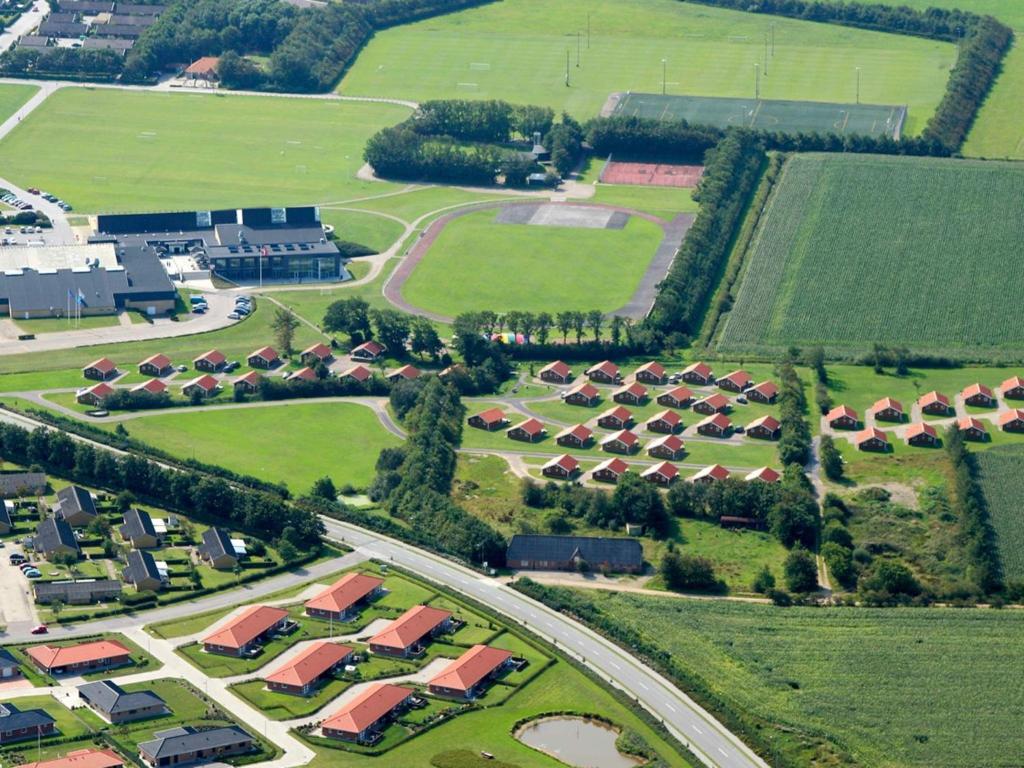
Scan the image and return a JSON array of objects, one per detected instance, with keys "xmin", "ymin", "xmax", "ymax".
[{"xmin": 0, "ymin": 542, "xmax": 39, "ymax": 626}]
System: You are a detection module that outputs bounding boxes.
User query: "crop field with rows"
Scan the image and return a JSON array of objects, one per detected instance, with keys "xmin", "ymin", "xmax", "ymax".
[
  {"xmin": 716, "ymin": 154, "xmax": 1024, "ymax": 358},
  {"xmin": 974, "ymin": 444, "xmax": 1024, "ymax": 581},
  {"xmin": 580, "ymin": 590, "xmax": 1024, "ymax": 767}
]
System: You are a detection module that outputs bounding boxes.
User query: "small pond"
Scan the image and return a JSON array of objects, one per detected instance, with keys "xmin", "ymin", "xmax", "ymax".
[{"xmin": 515, "ymin": 716, "xmax": 643, "ymax": 768}]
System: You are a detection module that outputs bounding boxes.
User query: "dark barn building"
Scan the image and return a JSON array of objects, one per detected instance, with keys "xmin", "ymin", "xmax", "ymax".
[{"xmin": 506, "ymin": 535, "xmax": 643, "ymax": 574}]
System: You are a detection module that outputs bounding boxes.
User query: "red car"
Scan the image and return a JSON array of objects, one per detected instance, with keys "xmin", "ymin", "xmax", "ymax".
[
  {"xmin": 27, "ymin": 188, "xmax": 40, "ymax": 195},
  {"xmin": 30, "ymin": 625, "xmax": 47, "ymax": 635}
]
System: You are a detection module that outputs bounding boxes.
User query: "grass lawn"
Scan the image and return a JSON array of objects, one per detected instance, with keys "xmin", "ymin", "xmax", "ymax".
[
  {"xmin": 567, "ymin": 590, "xmax": 1024, "ymax": 768},
  {"xmin": 7, "ymin": 633, "xmax": 161, "ymax": 686},
  {"xmin": 0, "ymin": 696, "xmax": 99, "ymax": 764},
  {"xmin": 12, "ymin": 314, "xmax": 124, "ymax": 334},
  {"xmin": 974, "ymin": 444, "xmax": 1024, "ymax": 582},
  {"xmin": 230, "ymin": 676, "xmax": 352, "ymax": 720},
  {"xmin": 321, "ymin": 208, "xmax": 406, "ymax": 253},
  {"xmin": 108, "ymin": 401, "xmax": 400, "ymax": 493},
  {"xmin": 588, "ymin": 183, "xmax": 698, "ymax": 218},
  {"xmin": 0, "ymin": 88, "xmax": 410, "ymax": 213},
  {"xmin": 345, "ymin": 186, "xmax": 523, "ymax": 224},
  {"xmin": 400, "ymin": 208, "xmax": 664, "ymax": 316},
  {"xmin": 121, "ymin": 678, "xmax": 213, "ymax": 721},
  {"xmin": 338, "ymin": 0, "xmax": 952, "ymax": 134},
  {"xmin": 717, "ymin": 154, "xmax": 1024, "ymax": 358},
  {"xmin": 0, "ymin": 84, "xmax": 37, "ymax": 123}
]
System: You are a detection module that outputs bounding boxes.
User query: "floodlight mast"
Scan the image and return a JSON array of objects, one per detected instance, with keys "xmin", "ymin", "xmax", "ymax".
[
  {"xmin": 856, "ymin": 66, "xmax": 861, "ymax": 104},
  {"xmin": 662, "ymin": 58, "xmax": 667, "ymax": 95},
  {"xmin": 754, "ymin": 62, "xmax": 759, "ymax": 100}
]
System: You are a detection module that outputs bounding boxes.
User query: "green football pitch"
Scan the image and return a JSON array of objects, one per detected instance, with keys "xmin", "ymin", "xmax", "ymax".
[
  {"xmin": 338, "ymin": 0, "xmax": 953, "ymax": 135},
  {"xmin": 609, "ymin": 92, "xmax": 906, "ymax": 138}
]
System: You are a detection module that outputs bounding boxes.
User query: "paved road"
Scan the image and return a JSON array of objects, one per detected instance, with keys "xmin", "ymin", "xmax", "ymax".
[
  {"xmin": 0, "ymin": 0, "xmax": 47, "ymax": 53},
  {"xmin": 320, "ymin": 518, "xmax": 766, "ymax": 768}
]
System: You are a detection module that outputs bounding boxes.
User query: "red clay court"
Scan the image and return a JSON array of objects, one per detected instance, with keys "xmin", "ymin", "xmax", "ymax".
[{"xmin": 599, "ymin": 160, "xmax": 704, "ymax": 188}]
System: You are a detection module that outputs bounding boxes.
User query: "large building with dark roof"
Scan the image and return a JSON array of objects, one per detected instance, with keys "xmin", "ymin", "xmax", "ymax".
[
  {"xmin": 0, "ymin": 703, "xmax": 56, "ymax": 744},
  {"xmin": 34, "ymin": 579, "xmax": 122, "ymax": 605},
  {"xmin": 0, "ymin": 472, "xmax": 47, "ymax": 497},
  {"xmin": 506, "ymin": 534, "xmax": 644, "ymax": 573},
  {"xmin": 138, "ymin": 726, "xmax": 254, "ymax": 767},
  {"xmin": 54, "ymin": 485, "xmax": 97, "ymax": 527},
  {"xmin": 95, "ymin": 206, "xmax": 345, "ymax": 283},
  {"xmin": 123, "ymin": 550, "xmax": 165, "ymax": 592},
  {"xmin": 77, "ymin": 680, "xmax": 166, "ymax": 724},
  {"xmin": 119, "ymin": 507, "xmax": 159, "ymax": 549},
  {"xmin": 198, "ymin": 527, "xmax": 238, "ymax": 570},
  {"xmin": 33, "ymin": 517, "xmax": 81, "ymax": 559}
]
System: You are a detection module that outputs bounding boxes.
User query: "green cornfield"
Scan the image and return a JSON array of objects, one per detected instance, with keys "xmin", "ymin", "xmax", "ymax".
[
  {"xmin": 585, "ymin": 591, "xmax": 1024, "ymax": 767},
  {"xmin": 975, "ymin": 445, "xmax": 1024, "ymax": 581},
  {"xmin": 716, "ymin": 154, "xmax": 1024, "ymax": 358}
]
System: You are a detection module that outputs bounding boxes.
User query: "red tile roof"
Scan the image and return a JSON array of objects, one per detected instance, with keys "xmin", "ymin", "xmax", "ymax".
[
  {"xmin": 472, "ymin": 407, "xmax": 506, "ymax": 426},
  {"xmin": 249, "ymin": 346, "xmax": 279, "ymax": 363},
  {"xmin": 305, "ymin": 572, "xmax": 384, "ymax": 615},
  {"xmin": 601, "ymin": 429, "xmax": 639, "ymax": 448},
  {"xmin": 587, "ymin": 360, "xmax": 619, "ymax": 378},
  {"xmin": 647, "ymin": 410, "xmax": 681, "ymax": 427},
  {"xmin": 132, "ymin": 379, "xmax": 166, "ymax": 395},
  {"xmin": 692, "ymin": 464, "xmax": 730, "ymax": 482},
  {"xmin": 720, "ymin": 369, "xmax": 751, "ymax": 387},
  {"xmin": 539, "ymin": 360, "xmax": 571, "ymax": 378},
  {"xmin": 683, "ymin": 361, "xmax": 712, "ymax": 379},
  {"xmin": 84, "ymin": 382, "xmax": 115, "ymax": 398},
  {"xmin": 599, "ymin": 405, "xmax": 633, "ymax": 423},
  {"xmin": 958, "ymin": 417, "xmax": 987, "ymax": 433},
  {"xmin": 183, "ymin": 373, "xmax": 219, "ymax": 392},
  {"xmin": 85, "ymin": 358, "xmax": 116, "ymax": 373},
  {"xmin": 635, "ymin": 361, "xmax": 665, "ymax": 378},
  {"xmin": 429, "ymin": 645, "xmax": 513, "ymax": 692},
  {"xmin": 341, "ymin": 365, "xmax": 372, "ymax": 382},
  {"xmin": 264, "ymin": 641, "xmax": 353, "ymax": 688},
  {"xmin": 235, "ymin": 370, "xmax": 261, "ymax": 387},
  {"xmin": 647, "ymin": 434, "xmax": 684, "ymax": 453},
  {"xmin": 614, "ymin": 382, "xmax": 648, "ymax": 400},
  {"xmin": 140, "ymin": 354, "xmax": 171, "ymax": 369},
  {"xmin": 567, "ymin": 382, "xmax": 600, "ymax": 399},
  {"xmin": 905, "ymin": 422, "xmax": 938, "ymax": 440},
  {"xmin": 556, "ymin": 424, "xmax": 592, "ymax": 442},
  {"xmin": 641, "ymin": 461, "xmax": 678, "ymax": 481},
  {"xmin": 194, "ymin": 349, "xmax": 225, "ymax": 366},
  {"xmin": 697, "ymin": 413, "xmax": 732, "ymax": 431},
  {"xmin": 302, "ymin": 342, "xmax": 332, "ymax": 360},
  {"xmin": 856, "ymin": 427, "xmax": 889, "ymax": 444},
  {"xmin": 389, "ymin": 364, "xmax": 421, "ymax": 380},
  {"xmin": 510, "ymin": 418, "xmax": 545, "ymax": 436},
  {"xmin": 370, "ymin": 605, "xmax": 451, "ymax": 651},
  {"xmin": 203, "ymin": 605, "xmax": 289, "ymax": 650},
  {"xmin": 352, "ymin": 340, "xmax": 386, "ymax": 357},
  {"xmin": 27, "ymin": 640, "xmax": 130, "ymax": 670},
  {"xmin": 747, "ymin": 415, "xmax": 780, "ymax": 431},
  {"xmin": 185, "ymin": 56, "xmax": 220, "ymax": 75},
  {"xmin": 543, "ymin": 454, "xmax": 579, "ymax": 474},
  {"xmin": 961, "ymin": 383, "xmax": 994, "ymax": 400},
  {"xmin": 872, "ymin": 397, "xmax": 903, "ymax": 414},
  {"xmin": 660, "ymin": 386, "xmax": 693, "ymax": 403},
  {"xmin": 998, "ymin": 408, "xmax": 1024, "ymax": 426},
  {"xmin": 322, "ymin": 683, "xmax": 413, "ymax": 735},
  {"xmin": 593, "ymin": 457, "xmax": 629, "ymax": 476},
  {"xmin": 290, "ymin": 367, "xmax": 317, "ymax": 382},
  {"xmin": 748, "ymin": 381, "xmax": 778, "ymax": 398},
  {"xmin": 16, "ymin": 748, "xmax": 123, "ymax": 768},
  {"xmin": 1000, "ymin": 376, "xmax": 1024, "ymax": 394},
  {"xmin": 827, "ymin": 404, "xmax": 858, "ymax": 422},
  {"xmin": 696, "ymin": 393, "xmax": 729, "ymax": 409},
  {"xmin": 745, "ymin": 466, "xmax": 780, "ymax": 483},
  {"xmin": 917, "ymin": 390, "xmax": 949, "ymax": 408}
]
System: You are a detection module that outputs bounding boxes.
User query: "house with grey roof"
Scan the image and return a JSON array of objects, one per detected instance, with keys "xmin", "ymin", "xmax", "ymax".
[
  {"xmin": 34, "ymin": 579, "xmax": 121, "ymax": 605},
  {"xmin": 0, "ymin": 648, "xmax": 19, "ymax": 679},
  {"xmin": 33, "ymin": 517, "xmax": 80, "ymax": 559},
  {"xmin": 78, "ymin": 680, "xmax": 167, "ymax": 724},
  {"xmin": 506, "ymin": 534, "xmax": 644, "ymax": 574},
  {"xmin": 123, "ymin": 550, "xmax": 164, "ymax": 592},
  {"xmin": 0, "ymin": 471, "xmax": 47, "ymax": 497},
  {"xmin": 54, "ymin": 485, "xmax": 98, "ymax": 527},
  {"xmin": 119, "ymin": 508, "xmax": 159, "ymax": 549},
  {"xmin": 0, "ymin": 502, "xmax": 11, "ymax": 535},
  {"xmin": 138, "ymin": 726, "xmax": 254, "ymax": 767},
  {"xmin": 198, "ymin": 527, "xmax": 237, "ymax": 570},
  {"xmin": 0, "ymin": 702, "xmax": 56, "ymax": 744}
]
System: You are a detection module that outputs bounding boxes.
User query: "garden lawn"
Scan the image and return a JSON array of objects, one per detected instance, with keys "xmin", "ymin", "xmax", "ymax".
[
  {"xmin": 400, "ymin": 208, "xmax": 663, "ymax": 316},
  {"xmin": 0, "ymin": 84, "xmax": 36, "ymax": 124},
  {"xmin": 320, "ymin": 209, "xmax": 405, "ymax": 253},
  {"xmin": 0, "ymin": 696, "xmax": 99, "ymax": 763},
  {"xmin": 13, "ymin": 314, "xmax": 123, "ymax": 334},
  {"xmin": 109, "ymin": 401, "xmax": 400, "ymax": 494},
  {"xmin": 339, "ymin": 0, "xmax": 952, "ymax": 134},
  {"xmin": 0, "ymin": 88, "xmax": 410, "ymax": 213},
  {"xmin": 567, "ymin": 590, "xmax": 1024, "ymax": 768},
  {"xmin": 230, "ymin": 677, "xmax": 351, "ymax": 720},
  {"xmin": 717, "ymin": 154, "xmax": 1024, "ymax": 358},
  {"xmin": 974, "ymin": 444, "xmax": 1024, "ymax": 582}
]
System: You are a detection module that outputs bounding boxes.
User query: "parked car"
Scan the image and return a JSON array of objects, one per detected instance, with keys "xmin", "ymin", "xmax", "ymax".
[
  {"xmin": 736, "ymin": 396, "xmax": 748, "ymax": 404},
  {"xmin": 225, "ymin": 361, "xmax": 240, "ymax": 372},
  {"xmin": 189, "ymin": 296, "xmax": 207, "ymax": 306},
  {"xmin": 60, "ymin": 203, "xmax": 72, "ymax": 211},
  {"xmin": 234, "ymin": 307, "xmax": 250, "ymax": 317},
  {"xmin": 227, "ymin": 312, "xmax": 240, "ymax": 320},
  {"xmin": 192, "ymin": 306, "xmax": 206, "ymax": 315},
  {"xmin": 24, "ymin": 569, "xmax": 41, "ymax": 578},
  {"xmin": 30, "ymin": 625, "xmax": 48, "ymax": 635},
  {"xmin": 27, "ymin": 187, "xmax": 39, "ymax": 195},
  {"xmin": 176, "ymin": 365, "xmax": 187, "ymax": 373}
]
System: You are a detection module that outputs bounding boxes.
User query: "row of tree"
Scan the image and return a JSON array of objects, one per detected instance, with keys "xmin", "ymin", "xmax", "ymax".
[
  {"xmin": 687, "ymin": 0, "xmax": 1011, "ymax": 152},
  {"xmin": 585, "ymin": 116, "xmax": 721, "ymax": 163},
  {"xmin": 368, "ymin": 378, "xmax": 506, "ymax": 564},
  {"xmin": 324, "ymin": 298, "xmax": 444, "ymax": 360},
  {"xmin": 0, "ymin": 421, "xmax": 323, "ymax": 552},
  {"xmin": 647, "ymin": 131, "xmax": 765, "ymax": 340},
  {"xmin": 0, "ymin": 47, "xmax": 123, "ymax": 79},
  {"xmin": 946, "ymin": 426, "xmax": 1003, "ymax": 594},
  {"xmin": 776, "ymin": 361, "xmax": 812, "ymax": 467},
  {"xmin": 411, "ymin": 100, "xmax": 554, "ymax": 143}
]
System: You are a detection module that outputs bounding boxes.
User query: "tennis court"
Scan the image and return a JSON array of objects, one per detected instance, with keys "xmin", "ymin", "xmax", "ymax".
[
  {"xmin": 599, "ymin": 160, "xmax": 704, "ymax": 188},
  {"xmin": 606, "ymin": 92, "xmax": 907, "ymax": 139}
]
